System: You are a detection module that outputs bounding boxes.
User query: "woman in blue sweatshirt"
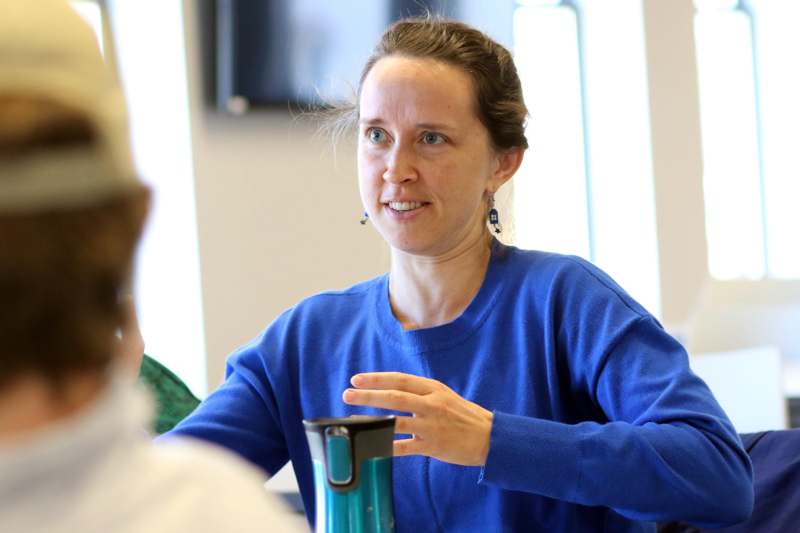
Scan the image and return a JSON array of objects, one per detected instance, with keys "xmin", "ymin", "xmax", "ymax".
[{"xmin": 169, "ymin": 17, "xmax": 753, "ymax": 532}]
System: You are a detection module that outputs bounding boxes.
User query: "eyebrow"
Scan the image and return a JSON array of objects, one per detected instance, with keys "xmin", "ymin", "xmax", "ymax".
[{"xmin": 358, "ymin": 118, "xmax": 455, "ymax": 131}]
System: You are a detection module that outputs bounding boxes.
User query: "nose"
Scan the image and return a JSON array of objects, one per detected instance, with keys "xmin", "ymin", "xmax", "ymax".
[{"xmin": 382, "ymin": 143, "xmax": 417, "ymax": 184}]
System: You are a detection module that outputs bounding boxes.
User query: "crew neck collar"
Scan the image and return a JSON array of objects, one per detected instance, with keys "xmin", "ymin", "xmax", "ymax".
[{"xmin": 374, "ymin": 238, "xmax": 511, "ymax": 354}]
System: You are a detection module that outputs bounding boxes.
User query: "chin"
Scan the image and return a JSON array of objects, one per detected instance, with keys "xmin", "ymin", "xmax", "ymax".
[
  {"xmin": 382, "ymin": 232, "xmax": 435, "ymax": 256},
  {"xmin": 387, "ymin": 234, "xmax": 451, "ymax": 257}
]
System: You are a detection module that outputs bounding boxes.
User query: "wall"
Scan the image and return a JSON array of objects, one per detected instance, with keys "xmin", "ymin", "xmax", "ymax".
[
  {"xmin": 183, "ymin": 2, "xmax": 389, "ymax": 388},
  {"xmin": 642, "ymin": 0, "xmax": 710, "ymax": 331}
]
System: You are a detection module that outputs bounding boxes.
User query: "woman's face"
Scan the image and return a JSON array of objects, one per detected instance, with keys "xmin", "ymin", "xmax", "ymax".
[{"xmin": 357, "ymin": 56, "xmax": 511, "ymax": 257}]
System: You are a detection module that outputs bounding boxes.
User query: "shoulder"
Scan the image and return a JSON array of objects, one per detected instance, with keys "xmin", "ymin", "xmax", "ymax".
[
  {"xmin": 262, "ymin": 275, "xmax": 384, "ymax": 329},
  {"xmin": 498, "ymin": 244, "xmax": 650, "ymax": 319},
  {"xmin": 260, "ymin": 274, "xmax": 384, "ymax": 341},
  {"xmin": 291, "ymin": 274, "xmax": 384, "ymax": 319},
  {"xmin": 227, "ymin": 275, "xmax": 385, "ymax": 367}
]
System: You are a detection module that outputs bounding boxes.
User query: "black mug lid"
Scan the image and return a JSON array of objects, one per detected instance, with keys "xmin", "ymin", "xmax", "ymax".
[
  {"xmin": 303, "ymin": 415, "xmax": 395, "ymax": 433},
  {"xmin": 304, "ymin": 415, "xmax": 396, "ymax": 492}
]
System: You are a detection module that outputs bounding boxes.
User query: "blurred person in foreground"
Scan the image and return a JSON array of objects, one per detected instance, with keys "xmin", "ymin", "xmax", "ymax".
[{"xmin": 0, "ymin": 1, "xmax": 297, "ymax": 531}]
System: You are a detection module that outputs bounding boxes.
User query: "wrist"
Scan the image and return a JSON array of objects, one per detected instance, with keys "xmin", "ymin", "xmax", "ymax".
[{"xmin": 478, "ymin": 409, "xmax": 494, "ymax": 466}]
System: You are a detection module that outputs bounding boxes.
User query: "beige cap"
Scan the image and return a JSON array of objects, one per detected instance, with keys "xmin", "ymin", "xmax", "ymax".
[{"xmin": 0, "ymin": 0, "xmax": 141, "ymax": 213}]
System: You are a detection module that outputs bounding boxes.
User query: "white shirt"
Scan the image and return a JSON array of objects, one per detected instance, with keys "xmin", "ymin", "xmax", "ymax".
[{"xmin": 0, "ymin": 377, "xmax": 304, "ymax": 533}]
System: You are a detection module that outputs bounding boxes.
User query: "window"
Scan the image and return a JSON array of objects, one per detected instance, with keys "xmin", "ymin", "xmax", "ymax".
[
  {"xmin": 513, "ymin": 2, "xmax": 590, "ymax": 259},
  {"xmin": 72, "ymin": 1, "xmax": 208, "ymax": 396},
  {"xmin": 512, "ymin": 0, "xmax": 660, "ymax": 316},
  {"xmin": 695, "ymin": 0, "xmax": 800, "ymax": 280},
  {"xmin": 107, "ymin": 1, "xmax": 207, "ymax": 396}
]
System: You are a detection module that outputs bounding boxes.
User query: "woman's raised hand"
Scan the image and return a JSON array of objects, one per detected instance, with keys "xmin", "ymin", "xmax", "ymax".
[{"xmin": 342, "ymin": 372, "xmax": 493, "ymax": 466}]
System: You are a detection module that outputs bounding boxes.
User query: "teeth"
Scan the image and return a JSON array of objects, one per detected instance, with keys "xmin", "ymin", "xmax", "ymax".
[{"xmin": 388, "ymin": 201, "xmax": 424, "ymax": 211}]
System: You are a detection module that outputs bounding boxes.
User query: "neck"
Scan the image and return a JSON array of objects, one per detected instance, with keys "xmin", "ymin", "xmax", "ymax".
[
  {"xmin": 0, "ymin": 372, "xmax": 107, "ymax": 438},
  {"xmin": 389, "ymin": 231, "xmax": 494, "ymax": 330}
]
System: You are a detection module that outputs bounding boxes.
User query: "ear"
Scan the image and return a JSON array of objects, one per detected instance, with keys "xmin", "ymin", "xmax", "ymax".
[{"xmin": 487, "ymin": 146, "xmax": 524, "ymax": 193}]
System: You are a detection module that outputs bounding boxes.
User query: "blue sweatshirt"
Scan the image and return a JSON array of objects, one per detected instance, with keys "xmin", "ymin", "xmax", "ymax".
[{"xmin": 168, "ymin": 242, "xmax": 753, "ymax": 532}]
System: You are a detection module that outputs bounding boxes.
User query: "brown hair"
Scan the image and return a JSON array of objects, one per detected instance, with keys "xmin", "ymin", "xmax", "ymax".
[
  {"xmin": 329, "ymin": 16, "xmax": 529, "ymax": 151},
  {"xmin": 0, "ymin": 96, "xmax": 97, "ymax": 157},
  {"xmin": 0, "ymin": 96, "xmax": 149, "ymax": 389}
]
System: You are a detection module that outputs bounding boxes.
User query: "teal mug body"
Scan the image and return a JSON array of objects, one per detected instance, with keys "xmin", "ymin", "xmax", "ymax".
[{"xmin": 304, "ymin": 416, "xmax": 396, "ymax": 533}]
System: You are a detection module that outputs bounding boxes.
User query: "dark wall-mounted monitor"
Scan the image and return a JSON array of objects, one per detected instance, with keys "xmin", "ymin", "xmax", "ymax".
[{"xmin": 215, "ymin": 0, "xmax": 456, "ymax": 113}]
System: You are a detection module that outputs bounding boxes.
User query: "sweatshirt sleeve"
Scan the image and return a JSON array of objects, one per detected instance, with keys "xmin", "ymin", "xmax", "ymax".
[
  {"xmin": 480, "ymin": 316, "xmax": 753, "ymax": 527},
  {"xmin": 162, "ymin": 325, "xmax": 291, "ymax": 477}
]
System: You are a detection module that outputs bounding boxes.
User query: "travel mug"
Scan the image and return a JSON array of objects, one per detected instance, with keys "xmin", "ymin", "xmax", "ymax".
[{"xmin": 304, "ymin": 415, "xmax": 396, "ymax": 532}]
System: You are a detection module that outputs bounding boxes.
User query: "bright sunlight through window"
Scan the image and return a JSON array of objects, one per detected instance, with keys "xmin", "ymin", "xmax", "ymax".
[
  {"xmin": 695, "ymin": 0, "xmax": 800, "ymax": 280},
  {"xmin": 71, "ymin": 0, "xmax": 208, "ymax": 395},
  {"xmin": 513, "ymin": 1, "xmax": 660, "ymax": 316}
]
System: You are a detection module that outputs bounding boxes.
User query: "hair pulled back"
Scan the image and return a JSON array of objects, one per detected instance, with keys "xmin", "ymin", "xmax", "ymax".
[
  {"xmin": 363, "ymin": 17, "xmax": 528, "ymax": 150},
  {"xmin": 329, "ymin": 17, "xmax": 529, "ymax": 152}
]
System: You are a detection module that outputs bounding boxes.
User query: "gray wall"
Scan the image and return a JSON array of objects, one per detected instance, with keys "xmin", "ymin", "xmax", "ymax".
[{"xmin": 184, "ymin": 2, "xmax": 389, "ymax": 387}]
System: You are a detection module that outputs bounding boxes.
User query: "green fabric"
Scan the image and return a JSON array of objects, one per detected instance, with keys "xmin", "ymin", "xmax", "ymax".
[{"xmin": 138, "ymin": 354, "xmax": 201, "ymax": 435}]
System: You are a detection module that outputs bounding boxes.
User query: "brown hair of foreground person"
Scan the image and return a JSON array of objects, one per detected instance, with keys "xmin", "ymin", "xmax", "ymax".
[{"xmin": 0, "ymin": 95, "xmax": 149, "ymax": 391}]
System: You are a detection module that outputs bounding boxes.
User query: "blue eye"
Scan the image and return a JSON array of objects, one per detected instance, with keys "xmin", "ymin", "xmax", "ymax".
[
  {"xmin": 422, "ymin": 132, "xmax": 446, "ymax": 145},
  {"xmin": 368, "ymin": 128, "xmax": 387, "ymax": 143}
]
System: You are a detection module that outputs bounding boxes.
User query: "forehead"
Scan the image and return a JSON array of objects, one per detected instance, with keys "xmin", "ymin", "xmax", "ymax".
[{"xmin": 359, "ymin": 56, "xmax": 479, "ymax": 126}]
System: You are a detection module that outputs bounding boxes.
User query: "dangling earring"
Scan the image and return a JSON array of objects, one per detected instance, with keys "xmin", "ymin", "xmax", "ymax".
[
  {"xmin": 359, "ymin": 211, "xmax": 369, "ymax": 225},
  {"xmin": 488, "ymin": 194, "xmax": 502, "ymax": 234}
]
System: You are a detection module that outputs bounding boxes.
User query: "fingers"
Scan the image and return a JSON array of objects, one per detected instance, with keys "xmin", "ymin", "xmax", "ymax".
[
  {"xmin": 344, "ymin": 372, "xmax": 442, "ymax": 413},
  {"xmin": 393, "ymin": 437, "xmax": 425, "ymax": 457},
  {"xmin": 351, "ymin": 372, "xmax": 440, "ymax": 395},
  {"xmin": 392, "ymin": 418, "xmax": 429, "ymax": 457},
  {"xmin": 393, "ymin": 415, "xmax": 417, "ymax": 435},
  {"xmin": 344, "ymin": 372, "xmax": 494, "ymax": 466},
  {"xmin": 342, "ymin": 388, "xmax": 428, "ymax": 413}
]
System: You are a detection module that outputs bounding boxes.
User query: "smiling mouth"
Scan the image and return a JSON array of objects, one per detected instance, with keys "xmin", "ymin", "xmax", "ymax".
[{"xmin": 385, "ymin": 201, "xmax": 428, "ymax": 212}]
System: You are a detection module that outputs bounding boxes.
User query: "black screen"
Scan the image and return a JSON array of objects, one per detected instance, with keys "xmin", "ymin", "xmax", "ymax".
[{"xmin": 216, "ymin": 0, "xmax": 455, "ymax": 112}]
